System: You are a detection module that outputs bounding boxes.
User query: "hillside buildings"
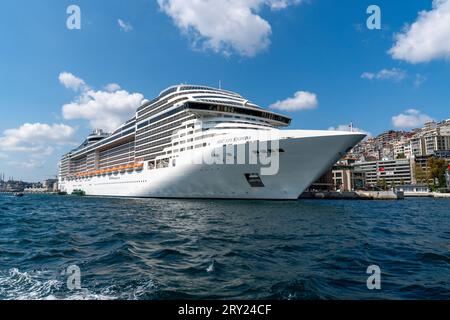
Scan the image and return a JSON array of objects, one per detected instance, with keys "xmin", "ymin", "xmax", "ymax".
[{"xmin": 312, "ymin": 119, "xmax": 450, "ymax": 191}]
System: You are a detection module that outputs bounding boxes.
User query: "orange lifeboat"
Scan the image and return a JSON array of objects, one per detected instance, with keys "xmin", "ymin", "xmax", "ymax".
[{"xmin": 134, "ymin": 163, "xmax": 144, "ymax": 170}]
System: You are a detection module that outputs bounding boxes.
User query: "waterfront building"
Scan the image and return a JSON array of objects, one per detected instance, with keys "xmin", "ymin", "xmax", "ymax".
[
  {"xmin": 308, "ymin": 170, "xmax": 334, "ymax": 191},
  {"xmin": 24, "ymin": 179, "xmax": 59, "ymax": 193},
  {"xmin": 332, "ymin": 164, "xmax": 365, "ymax": 191},
  {"xmin": 43, "ymin": 179, "xmax": 58, "ymax": 190},
  {"xmin": 395, "ymin": 184, "xmax": 430, "ymax": 196},
  {"xmin": 353, "ymin": 158, "xmax": 412, "ymax": 188},
  {"xmin": 412, "ymin": 152, "xmax": 450, "ymax": 184},
  {"xmin": 308, "ymin": 164, "xmax": 365, "ymax": 192}
]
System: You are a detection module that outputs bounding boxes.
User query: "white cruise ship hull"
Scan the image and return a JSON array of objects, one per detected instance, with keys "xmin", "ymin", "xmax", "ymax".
[{"xmin": 59, "ymin": 130, "xmax": 365, "ymax": 200}]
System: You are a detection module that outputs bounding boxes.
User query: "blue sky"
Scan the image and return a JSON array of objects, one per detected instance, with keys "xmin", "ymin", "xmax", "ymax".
[{"xmin": 1, "ymin": 0, "xmax": 450, "ymax": 181}]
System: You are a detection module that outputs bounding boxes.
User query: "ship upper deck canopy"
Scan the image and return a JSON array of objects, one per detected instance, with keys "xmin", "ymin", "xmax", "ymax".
[{"xmin": 159, "ymin": 85, "xmax": 243, "ymax": 99}]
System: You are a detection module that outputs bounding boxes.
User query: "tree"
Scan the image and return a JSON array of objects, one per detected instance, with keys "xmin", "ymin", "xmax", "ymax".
[
  {"xmin": 390, "ymin": 181, "xmax": 397, "ymax": 190},
  {"xmin": 396, "ymin": 153, "xmax": 406, "ymax": 159},
  {"xmin": 428, "ymin": 157, "xmax": 447, "ymax": 189},
  {"xmin": 377, "ymin": 178, "xmax": 387, "ymax": 191},
  {"xmin": 414, "ymin": 164, "xmax": 428, "ymax": 184}
]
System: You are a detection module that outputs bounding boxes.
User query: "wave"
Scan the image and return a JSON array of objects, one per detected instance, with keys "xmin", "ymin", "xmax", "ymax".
[{"xmin": 0, "ymin": 268, "xmax": 157, "ymax": 300}]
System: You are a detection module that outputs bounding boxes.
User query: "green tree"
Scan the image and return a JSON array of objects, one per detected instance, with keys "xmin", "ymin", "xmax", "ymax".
[
  {"xmin": 377, "ymin": 178, "xmax": 387, "ymax": 191},
  {"xmin": 414, "ymin": 164, "xmax": 428, "ymax": 184},
  {"xmin": 428, "ymin": 157, "xmax": 447, "ymax": 189},
  {"xmin": 390, "ymin": 181, "xmax": 397, "ymax": 190}
]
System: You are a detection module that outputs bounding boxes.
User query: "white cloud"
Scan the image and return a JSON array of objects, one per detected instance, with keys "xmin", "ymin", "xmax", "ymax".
[
  {"xmin": 414, "ymin": 74, "xmax": 427, "ymax": 87},
  {"xmin": 7, "ymin": 159, "xmax": 46, "ymax": 170},
  {"xmin": 157, "ymin": 0, "xmax": 302, "ymax": 57},
  {"xmin": 269, "ymin": 91, "xmax": 318, "ymax": 111},
  {"xmin": 328, "ymin": 124, "xmax": 371, "ymax": 137},
  {"xmin": 105, "ymin": 83, "xmax": 121, "ymax": 92},
  {"xmin": 59, "ymin": 72, "xmax": 86, "ymax": 91},
  {"xmin": 361, "ymin": 68, "xmax": 406, "ymax": 82},
  {"xmin": 389, "ymin": 0, "xmax": 450, "ymax": 63},
  {"xmin": 0, "ymin": 123, "xmax": 76, "ymax": 155},
  {"xmin": 118, "ymin": 19, "xmax": 133, "ymax": 32},
  {"xmin": 60, "ymin": 73, "xmax": 144, "ymax": 132},
  {"xmin": 392, "ymin": 109, "xmax": 434, "ymax": 128}
]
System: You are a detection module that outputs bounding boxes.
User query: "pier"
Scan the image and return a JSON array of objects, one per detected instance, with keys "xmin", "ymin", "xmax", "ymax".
[
  {"xmin": 300, "ymin": 190, "xmax": 404, "ymax": 200},
  {"xmin": 432, "ymin": 192, "xmax": 450, "ymax": 198}
]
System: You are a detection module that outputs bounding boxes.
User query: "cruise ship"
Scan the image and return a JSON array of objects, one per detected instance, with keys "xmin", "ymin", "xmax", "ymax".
[{"xmin": 58, "ymin": 85, "xmax": 365, "ymax": 199}]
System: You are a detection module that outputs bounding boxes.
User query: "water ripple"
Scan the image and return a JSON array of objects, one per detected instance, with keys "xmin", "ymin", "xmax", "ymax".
[{"xmin": 0, "ymin": 194, "xmax": 449, "ymax": 299}]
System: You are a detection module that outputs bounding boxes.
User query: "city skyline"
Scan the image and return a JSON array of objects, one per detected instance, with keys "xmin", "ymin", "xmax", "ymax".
[{"xmin": 1, "ymin": 0, "xmax": 450, "ymax": 180}]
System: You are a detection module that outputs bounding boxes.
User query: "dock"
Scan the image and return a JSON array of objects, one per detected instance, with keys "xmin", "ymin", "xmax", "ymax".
[
  {"xmin": 432, "ymin": 192, "xmax": 450, "ymax": 198},
  {"xmin": 300, "ymin": 190, "xmax": 404, "ymax": 200}
]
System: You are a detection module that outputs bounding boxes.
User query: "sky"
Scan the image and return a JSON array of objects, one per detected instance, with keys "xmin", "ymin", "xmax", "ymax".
[{"xmin": 0, "ymin": 0, "xmax": 450, "ymax": 181}]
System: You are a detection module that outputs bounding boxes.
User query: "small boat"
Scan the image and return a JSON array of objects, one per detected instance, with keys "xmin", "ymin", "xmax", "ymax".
[
  {"xmin": 58, "ymin": 191, "xmax": 68, "ymax": 196},
  {"xmin": 14, "ymin": 192, "xmax": 24, "ymax": 197},
  {"xmin": 71, "ymin": 189, "xmax": 86, "ymax": 196}
]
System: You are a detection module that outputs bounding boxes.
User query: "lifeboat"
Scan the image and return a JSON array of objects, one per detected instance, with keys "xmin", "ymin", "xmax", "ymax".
[{"xmin": 134, "ymin": 163, "xmax": 144, "ymax": 171}]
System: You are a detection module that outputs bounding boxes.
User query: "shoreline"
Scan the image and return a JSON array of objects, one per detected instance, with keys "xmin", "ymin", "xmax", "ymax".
[{"xmin": 2, "ymin": 191, "xmax": 449, "ymax": 199}]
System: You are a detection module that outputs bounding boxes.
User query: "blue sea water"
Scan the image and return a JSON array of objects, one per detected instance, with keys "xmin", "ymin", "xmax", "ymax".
[{"xmin": 0, "ymin": 194, "xmax": 449, "ymax": 300}]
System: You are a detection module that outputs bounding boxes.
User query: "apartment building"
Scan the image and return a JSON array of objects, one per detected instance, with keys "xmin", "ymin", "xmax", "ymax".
[{"xmin": 354, "ymin": 158, "xmax": 412, "ymax": 187}]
